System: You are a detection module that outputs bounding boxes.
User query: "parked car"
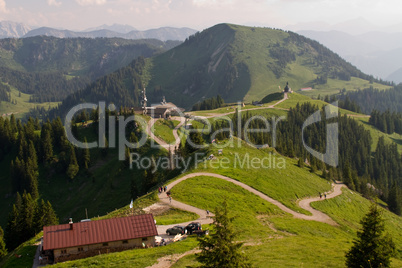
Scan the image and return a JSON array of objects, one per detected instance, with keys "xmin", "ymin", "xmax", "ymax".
[
  {"xmin": 166, "ymin": 226, "xmax": 187, "ymax": 236},
  {"xmin": 185, "ymin": 222, "xmax": 202, "ymax": 234}
]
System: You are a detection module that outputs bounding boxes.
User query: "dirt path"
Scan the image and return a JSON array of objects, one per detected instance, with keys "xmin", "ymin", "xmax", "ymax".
[
  {"xmin": 160, "ymin": 172, "xmax": 345, "ymax": 227},
  {"xmin": 189, "ymin": 93, "xmax": 289, "ymax": 119},
  {"xmin": 146, "ymin": 93, "xmax": 288, "ymax": 148},
  {"xmin": 146, "ymin": 249, "xmax": 200, "ymax": 268},
  {"xmin": 150, "ymin": 94, "xmax": 343, "ymax": 228},
  {"xmin": 152, "ymin": 172, "xmax": 343, "ymax": 267},
  {"xmin": 347, "ymin": 114, "xmax": 370, "ymax": 118}
]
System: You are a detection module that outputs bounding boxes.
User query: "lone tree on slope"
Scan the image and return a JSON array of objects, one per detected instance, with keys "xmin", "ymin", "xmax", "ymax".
[
  {"xmin": 197, "ymin": 200, "xmax": 252, "ymax": 268},
  {"xmin": 345, "ymin": 203, "xmax": 395, "ymax": 268}
]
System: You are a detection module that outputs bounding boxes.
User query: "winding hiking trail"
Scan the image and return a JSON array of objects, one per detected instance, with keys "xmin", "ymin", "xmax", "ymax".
[
  {"xmin": 151, "ymin": 172, "xmax": 345, "ymax": 268},
  {"xmin": 149, "ymin": 93, "xmax": 345, "ymax": 231},
  {"xmin": 145, "ymin": 93, "xmax": 288, "ymax": 149},
  {"xmin": 158, "ymin": 172, "xmax": 345, "ymax": 230},
  {"xmin": 147, "ymin": 93, "xmax": 346, "ymax": 268}
]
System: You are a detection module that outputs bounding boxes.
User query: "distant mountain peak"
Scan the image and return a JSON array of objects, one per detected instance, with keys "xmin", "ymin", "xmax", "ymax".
[
  {"xmin": 0, "ymin": 20, "xmax": 31, "ymax": 38},
  {"xmin": 83, "ymin": 23, "xmax": 137, "ymax": 34}
]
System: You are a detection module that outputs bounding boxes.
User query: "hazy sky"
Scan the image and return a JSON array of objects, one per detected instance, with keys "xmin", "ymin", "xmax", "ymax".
[{"xmin": 0, "ymin": 0, "xmax": 401, "ymax": 32}]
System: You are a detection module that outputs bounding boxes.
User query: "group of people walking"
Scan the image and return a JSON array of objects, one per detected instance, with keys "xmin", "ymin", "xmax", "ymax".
[
  {"xmin": 158, "ymin": 186, "xmax": 172, "ymax": 202},
  {"xmin": 158, "ymin": 186, "xmax": 168, "ymax": 194}
]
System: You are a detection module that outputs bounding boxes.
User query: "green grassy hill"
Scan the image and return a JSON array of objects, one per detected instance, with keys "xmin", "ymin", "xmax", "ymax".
[
  {"xmin": 18, "ymin": 143, "xmax": 401, "ymax": 268},
  {"xmin": 1, "ymin": 91, "xmax": 402, "ymax": 267},
  {"xmin": 0, "ymin": 85, "xmax": 60, "ymax": 119},
  {"xmin": 145, "ymin": 23, "xmax": 387, "ymax": 109}
]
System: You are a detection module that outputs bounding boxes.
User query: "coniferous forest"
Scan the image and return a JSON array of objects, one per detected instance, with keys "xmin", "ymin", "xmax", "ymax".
[{"xmin": 339, "ymin": 85, "xmax": 402, "ymax": 114}]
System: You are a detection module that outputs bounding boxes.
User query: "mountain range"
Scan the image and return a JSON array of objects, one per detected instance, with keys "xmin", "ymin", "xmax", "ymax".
[
  {"xmin": 83, "ymin": 23, "xmax": 138, "ymax": 33},
  {"xmin": 297, "ymin": 30, "xmax": 402, "ymax": 83},
  {"xmin": 286, "ymin": 17, "xmax": 402, "ymax": 35},
  {"xmin": 51, "ymin": 23, "xmax": 387, "ymax": 116},
  {"xmin": 0, "ymin": 21, "xmax": 197, "ymax": 41},
  {"xmin": 24, "ymin": 26, "xmax": 197, "ymax": 41},
  {"xmin": 1, "ymin": 19, "xmax": 401, "ymax": 84}
]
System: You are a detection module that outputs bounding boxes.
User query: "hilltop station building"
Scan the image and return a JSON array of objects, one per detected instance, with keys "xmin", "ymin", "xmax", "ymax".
[{"xmin": 133, "ymin": 88, "xmax": 184, "ymax": 118}]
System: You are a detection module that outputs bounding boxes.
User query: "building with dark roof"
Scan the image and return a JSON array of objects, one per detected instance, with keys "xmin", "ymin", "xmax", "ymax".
[
  {"xmin": 133, "ymin": 95, "xmax": 184, "ymax": 118},
  {"xmin": 41, "ymin": 214, "xmax": 158, "ymax": 263},
  {"xmin": 284, "ymin": 82, "xmax": 292, "ymax": 93}
]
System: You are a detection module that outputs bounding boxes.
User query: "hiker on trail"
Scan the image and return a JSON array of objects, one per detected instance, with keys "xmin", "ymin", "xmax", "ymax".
[
  {"xmin": 324, "ymin": 193, "xmax": 327, "ymax": 199},
  {"xmin": 164, "ymin": 186, "xmax": 167, "ymax": 192},
  {"xmin": 319, "ymin": 193, "xmax": 322, "ymax": 199},
  {"xmin": 169, "ymin": 196, "xmax": 172, "ymax": 203},
  {"xmin": 206, "ymin": 210, "xmax": 210, "ymax": 216}
]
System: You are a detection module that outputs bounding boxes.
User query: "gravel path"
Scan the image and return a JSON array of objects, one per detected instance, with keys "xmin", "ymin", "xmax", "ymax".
[
  {"xmin": 151, "ymin": 172, "xmax": 344, "ymax": 267},
  {"xmin": 191, "ymin": 93, "xmax": 289, "ymax": 119},
  {"xmin": 159, "ymin": 172, "xmax": 345, "ymax": 227}
]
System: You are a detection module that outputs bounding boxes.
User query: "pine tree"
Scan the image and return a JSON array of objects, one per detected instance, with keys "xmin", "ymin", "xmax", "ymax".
[
  {"xmin": 197, "ymin": 200, "xmax": 252, "ymax": 268},
  {"xmin": 387, "ymin": 185, "xmax": 401, "ymax": 216},
  {"xmin": 345, "ymin": 204, "xmax": 395, "ymax": 268},
  {"xmin": 5, "ymin": 193, "xmax": 23, "ymax": 250},
  {"xmin": 40, "ymin": 127, "xmax": 53, "ymax": 163},
  {"xmin": 19, "ymin": 192, "xmax": 36, "ymax": 243},
  {"xmin": 297, "ymin": 157, "xmax": 304, "ymax": 168},
  {"xmin": 43, "ymin": 200, "xmax": 58, "ymax": 227},
  {"xmin": 0, "ymin": 225, "xmax": 7, "ymax": 259},
  {"xmin": 5, "ymin": 204, "xmax": 21, "ymax": 250},
  {"xmin": 144, "ymin": 162, "xmax": 158, "ymax": 191},
  {"xmin": 67, "ymin": 145, "xmax": 79, "ymax": 180},
  {"xmin": 82, "ymin": 137, "xmax": 90, "ymax": 170},
  {"xmin": 101, "ymin": 135, "xmax": 109, "ymax": 157},
  {"xmin": 343, "ymin": 162, "xmax": 356, "ymax": 190},
  {"xmin": 185, "ymin": 131, "xmax": 205, "ymax": 154},
  {"xmin": 34, "ymin": 199, "xmax": 59, "ymax": 234}
]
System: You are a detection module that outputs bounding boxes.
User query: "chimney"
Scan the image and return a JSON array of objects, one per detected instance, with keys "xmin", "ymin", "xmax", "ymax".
[{"xmin": 69, "ymin": 218, "xmax": 73, "ymax": 230}]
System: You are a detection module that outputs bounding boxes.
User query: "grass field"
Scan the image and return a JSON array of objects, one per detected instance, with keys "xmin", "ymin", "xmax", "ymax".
[
  {"xmin": 177, "ymin": 139, "xmax": 332, "ymax": 215},
  {"xmin": 94, "ymin": 192, "xmax": 198, "ymax": 225},
  {"xmin": 300, "ymin": 77, "xmax": 392, "ymax": 99},
  {"xmin": 356, "ymin": 117, "xmax": 402, "ymax": 154},
  {"xmin": 0, "ymin": 86, "xmax": 60, "ymax": 119},
  {"xmin": 166, "ymin": 175, "xmax": 402, "ymax": 267},
  {"xmin": 152, "ymin": 119, "xmax": 180, "ymax": 144},
  {"xmin": 52, "ymin": 237, "xmax": 199, "ymax": 268},
  {"xmin": 0, "ymin": 232, "xmax": 42, "ymax": 268},
  {"xmin": 276, "ymin": 92, "xmax": 365, "ymax": 117},
  {"xmin": 154, "ymin": 208, "xmax": 199, "ymax": 225}
]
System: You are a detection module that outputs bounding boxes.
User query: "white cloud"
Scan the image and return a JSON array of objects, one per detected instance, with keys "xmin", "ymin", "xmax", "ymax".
[
  {"xmin": 75, "ymin": 0, "xmax": 107, "ymax": 6},
  {"xmin": 47, "ymin": 0, "xmax": 62, "ymax": 7},
  {"xmin": 192, "ymin": 0, "xmax": 233, "ymax": 8},
  {"xmin": 0, "ymin": 0, "xmax": 8, "ymax": 13}
]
